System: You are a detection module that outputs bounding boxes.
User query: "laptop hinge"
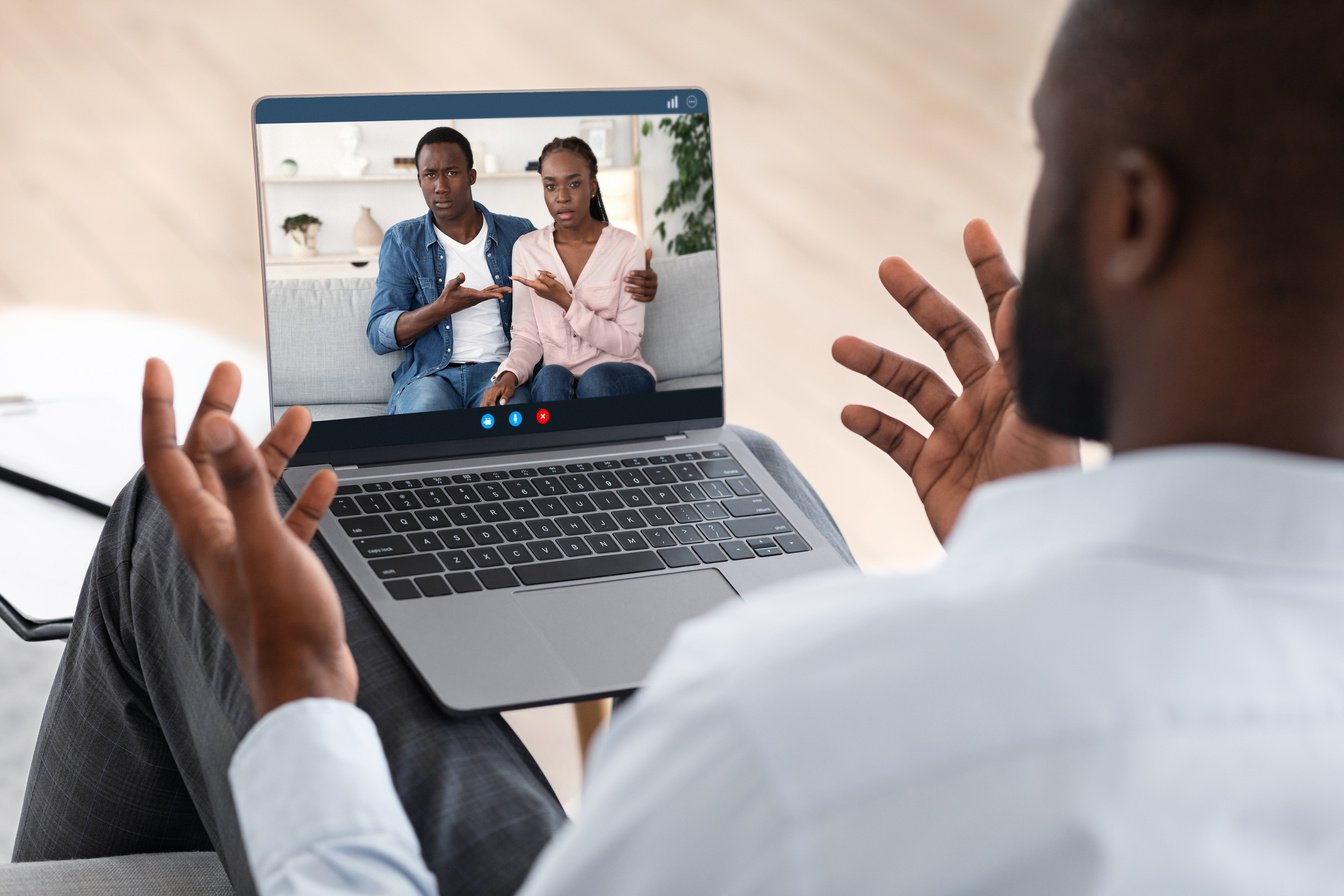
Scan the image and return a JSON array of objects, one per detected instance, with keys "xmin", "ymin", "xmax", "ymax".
[
  {"xmin": 334, "ymin": 464, "xmax": 359, "ymax": 471},
  {"xmin": 663, "ymin": 433, "xmax": 689, "ymax": 441}
]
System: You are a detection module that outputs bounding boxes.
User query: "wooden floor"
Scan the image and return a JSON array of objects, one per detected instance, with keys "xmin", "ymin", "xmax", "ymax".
[{"xmin": 0, "ymin": 0, "xmax": 1072, "ymax": 839}]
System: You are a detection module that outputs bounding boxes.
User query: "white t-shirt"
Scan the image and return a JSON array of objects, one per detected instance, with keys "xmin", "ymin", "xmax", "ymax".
[{"xmin": 435, "ymin": 222, "xmax": 509, "ymax": 363}]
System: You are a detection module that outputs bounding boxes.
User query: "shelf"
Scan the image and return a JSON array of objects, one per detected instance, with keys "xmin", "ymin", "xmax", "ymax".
[
  {"xmin": 266, "ymin": 253, "xmax": 378, "ymax": 266},
  {"xmin": 259, "ymin": 166, "xmax": 639, "ymax": 185}
]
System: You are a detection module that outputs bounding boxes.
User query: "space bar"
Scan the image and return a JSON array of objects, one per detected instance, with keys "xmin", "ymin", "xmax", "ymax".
[{"xmin": 514, "ymin": 552, "xmax": 666, "ymax": 586}]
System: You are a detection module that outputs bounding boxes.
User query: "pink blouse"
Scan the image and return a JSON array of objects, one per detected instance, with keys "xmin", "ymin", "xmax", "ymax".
[{"xmin": 497, "ymin": 224, "xmax": 655, "ymax": 386}]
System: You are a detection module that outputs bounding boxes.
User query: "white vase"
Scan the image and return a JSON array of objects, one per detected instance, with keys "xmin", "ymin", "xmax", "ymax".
[
  {"xmin": 353, "ymin": 207, "xmax": 383, "ymax": 255},
  {"xmin": 287, "ymin": 224, "xmax": 320, "ymax": 258}
]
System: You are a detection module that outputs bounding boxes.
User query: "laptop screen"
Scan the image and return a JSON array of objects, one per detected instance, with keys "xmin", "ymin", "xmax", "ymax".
[{"xmin": 252, "ymin": 89, "xmax": 723, "ymax": 464}]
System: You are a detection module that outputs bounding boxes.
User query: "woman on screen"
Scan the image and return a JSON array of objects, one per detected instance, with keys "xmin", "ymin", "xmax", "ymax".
[{"xmin": 481, "ymin": 136, "xmax": 656, "ymax": 406}]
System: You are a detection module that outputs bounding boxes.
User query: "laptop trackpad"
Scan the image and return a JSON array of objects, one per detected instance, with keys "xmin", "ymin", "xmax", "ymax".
[{"xmin": 515, "ymin": 569, "xmax": 740, "ymax": 691}]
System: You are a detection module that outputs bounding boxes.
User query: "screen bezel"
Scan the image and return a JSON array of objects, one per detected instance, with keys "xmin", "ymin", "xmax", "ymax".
[{"xmin": 250, "ymin": 88, "xmax": 724, "ymax": 468}]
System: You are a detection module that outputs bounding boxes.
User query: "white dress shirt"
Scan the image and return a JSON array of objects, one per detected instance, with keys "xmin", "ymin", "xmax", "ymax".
[{"xmin": 231, "ymin": 446, "xmax": 1344, "ymax": 894}]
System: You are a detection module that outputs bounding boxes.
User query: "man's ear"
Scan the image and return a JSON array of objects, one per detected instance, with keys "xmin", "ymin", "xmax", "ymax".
[
  {"xmin": 469, "ymin": 169, "xmax": 478, "ymax": 186},
  {"xmin": 1096, "ymin": 148, "xmax": 1180, "ymax": 289}
]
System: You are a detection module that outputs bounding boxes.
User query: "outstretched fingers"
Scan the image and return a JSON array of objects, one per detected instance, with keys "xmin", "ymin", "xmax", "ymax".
[
  {"xmin": 258, "ymin": 406, "xmax": 313, "ymax": 486},
  {"xmin": 285, "ymin": 469, "xmax": 338, "ymax": 543},
  {"xmin": 832, "ymin": 335, "xmax": 957, "ymax": 428},
  {"xmin": 142, "ymin": 359, "xmax": 208, "ymax": 522},
  {"xmin": 840, "ymin": 404, "xmax": 926, "ymax": 477},
  {"xmin": 198, "ymin": 412, "xmax": 283, "ymax": 548},
  {"xmin": 877, "ymin": 257, "xmax": 995, "ymax": 388}
]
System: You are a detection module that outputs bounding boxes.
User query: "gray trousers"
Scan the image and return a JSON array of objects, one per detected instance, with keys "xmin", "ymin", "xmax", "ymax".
[{"xmin": 14, "ymin": 427, "xmax": 852, "ymax": 895}]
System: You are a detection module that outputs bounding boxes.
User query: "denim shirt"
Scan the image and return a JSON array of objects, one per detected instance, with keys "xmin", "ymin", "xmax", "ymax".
[{"xmin": 366, "ymin": 204, "xmax": 536, "ymax": 412}]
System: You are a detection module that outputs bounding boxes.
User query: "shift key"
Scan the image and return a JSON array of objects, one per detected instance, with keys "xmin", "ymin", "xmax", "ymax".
[
  {"xmin": 725, "ymin": 515, "xmax": 792, "ymax": 538},
  {"xmin": 369, "ymin": 554, "xmax": 443, "ymax": 579}
]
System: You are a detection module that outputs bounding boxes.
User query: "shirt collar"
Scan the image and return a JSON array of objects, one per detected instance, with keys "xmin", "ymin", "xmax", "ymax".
[
  {"xmin": 421, "ymin": 202, "xmax": 496, "ymax": 249},
  {"xmin": 944, "ymin": 445, "xmax": 1344, "ymax": 575}
]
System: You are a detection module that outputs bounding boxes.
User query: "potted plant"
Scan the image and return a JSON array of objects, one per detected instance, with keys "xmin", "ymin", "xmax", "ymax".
[
  {"xmin": 642, "ymin": 114, "xmax": 715, "ymax": 255},
  {"xmin": 282, "ymin": 213, "xmax": 322, "ymax": 258}
]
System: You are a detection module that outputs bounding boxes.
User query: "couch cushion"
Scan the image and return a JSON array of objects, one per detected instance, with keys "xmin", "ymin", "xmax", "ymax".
[{"xmin": 640, "ymin": 250, "xmax": 722, "ymax": 386}]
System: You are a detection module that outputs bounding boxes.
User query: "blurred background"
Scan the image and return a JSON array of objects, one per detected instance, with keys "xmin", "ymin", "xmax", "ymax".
[{"xmin": 0, "ymin": 0, "xmax": 1071, "ymax": 858}]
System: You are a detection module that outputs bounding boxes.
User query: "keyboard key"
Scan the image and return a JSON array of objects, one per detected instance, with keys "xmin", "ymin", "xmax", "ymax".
[
  {"xmin": 438, "ymin": 550, "xmax": 474, "ymax": 571},
  {"xmin": 658, "ymin": 546, "xmax": 700, "ymax": 568},
  {"xmin": 534, "ymin": 477, "xmax": 565, "ymax": 496},
  {"xmin": 643, "ymin": 528, "xmax": 677, "ymax": 548},
  {"xmin": 747, "ymin": 537, "xmax": 778, "ymax": 549},
  {"xmin": 643, "ymin": 507, "xmax": 674, "ymax": 526},
  {"xmin": 385, "ymin": 580, "xmax": 420, "ymax": 600},
  {"xmin": 585, "ymin": 533, "xmax": 621, "ymax": 554},
  {"xmin": 673, "ymin": 483, "xmax": 707, "ymax": 502},
  {"xmin": 439, "ymin": 530, "xmax": 472, "ymax": 549},
  {"xmin": 498, "ymin": 522, "xmax": 532, "ymax": 542},
  {"xmin": 615, "ymin": 531, "xmax": 649, "ymax": 551},
  {"xmin": 527, "ymin": 519, "xmax": 563, "ymax": 539},
  {"xmin": 447, "ymin": 507, "xmax": 481, "ymax": 526},
  {"xmin": 589, "ymin": 471, "xmax": 622, "ymax": 490},
  {"xmin": 534, "ymin": 497, "xmax": 566, "ymax": 516},
  {"xmin": 616, "ymin": 469, "xmax": 649, "ymax": 487},
  {"xmin": 565, "ymin": 462, "xmax": 594, "ymax": 473},
  {"xmin": 754, "ymin": 545, "xmax": 784, "ymax": 557},
  {"xmin": 481, "ymin": 470, "xmax": 510, "ymax": 481},
  {"xmin": 355, "ymin": 494, "xmax": 391, "ymax": 514},
  {"xmin": 557, "ymin": 537, "xmax": 593, "ymax": 557},
  {"xmin": 671, "ymin": 463, "xmax": 705, "ymax": 482},
  {"xmin": 646, "ymin": 466, "xmax": 677, "ymax": 485},
  {"xmin": 514, "ymin": 551, "xmax": 665, "ymax": 586},
  {"xmin": 408, "ymin": 533, "xmax": 442, "ymax": 552},
  {"xmin": 477, "ymin": 504, "xmax": 509, "ymax": 524},
  {"xmin": 593, "ymin": 459, "xmax": 622, "ymax": 470},
  {"xmin": 392, "ymin": 479, "xmax": 423, "ymax": 490},
  {"xmin": 557, "ymin": 517, "xmax": 591, "ymax": 536},
  {"xmin": 728, "ymin": 477, "xmax": 761, "ymax": 496},
  {"xmin": 583, "ymin": 512, "xmax": 618, "ymax": 533},
  {"xmin": 726, "ymin": 515, "xmax": 792, "ymax": 538},
  {"xmin": 451, "ymin": 473, "xmax": 481, "ymax": 484},
  {"xmin": 386, "ymin": 491, "xmax": 421, "ymax": 511},
  {"xmin": 446, "ymin": 486, "xmax": 480, "ymax": 504},
  {"xmin": 696, "ymin": 502, "xmax": 729, "ymax": 521},
  {"xmin": 414, "ymin": 487, "xmax": 449, "ymax": 507},
  {"xmin": 645, "ymin": 486, "xmax": 678, "ymax": 505},
  {"xmin": 500, "ymin": 544, "xmax": 534, "ymax": 565},
  {"xmin": 538, "ymin": 465, "xmax": 565, "ymax": 476},
  {"xmin": 527, "ymin": 540, "xmax": 563, "ymax": 561},
  {"xmin": 447, "ymin": 572, "xmax": 483, "ymax": 593},
  {"xmin": 504, "ymin": 501, "xmax": 539, "ymax": 520},
  {"xmin": 341, "ymin": 516, "xmax": 390, "ymax": 537},
  {"xmin": 648, "ymin": 454, "xmax": 676, "ymax": 465},
  {"xmin": 675, "ymin": 451, "xmax": 703, "ymax": 461},
  {"xmin": 561, "ymin": 494, "xmax": 596, "ymax": 514},
  {"xmin": 477, "ymin": 568, "xmax": 521, "ymax": 590},
  {"xmin": 701, "ymin": 480, "xmax": 734, "ymax": 500},
  {"xmin": 504, "ymin": 480, "xmax": 538, "ymax": 499},
  {"xmin": 722, "ymin": 540, "xmax": 755, "ymax": 560},
  {"xmin": 466, "ymin": 525, "xmax": 503, "ymax": 546},
  {"xmin": 724, "ymin": 496, "xmax": 777, "ymax": 517},
  {"xmin": 775, "ymin": 533, "xmax": 812, "ymax": 554},
  {"xmin": 698, "ymin": 459, "xmax": 745, "ymax": 479},
  {"xmin": 356, "ymin": 535, "xmax": 412, "ymax": 558},
  {"xmin": 336, "ymin": 484, "xmax": 363, "ymax": 496},
  {"xmin": 476, "ymin": 482, "xmax": 509, "ymax": 502},
  {"xmin": 370, "ymin": 555, "xmax": 442, "ymax": 579},
  {"xmin": 387, "ymin": 514, "xmax": 421, "ymax": 533},
  {"xmin": 670, "ymin": 525, "xmax": 704, "ymax": 544},
  {"xmin": 330, "ymin": 497, "xmax": 361, "ymax": 516},
  {"xmin": 508, "ymin": 467, "xmax": 539, "ymax": 478},
  {"xmin": 693, "ymin": 543, "xmax": 728, "ymax": 563},
  {"xmin": 561, "ymin": 474, "xmax": 595, "ymax": 493},
  {"xmin": 616, "ymin": 488, "xmax": 651, "ymax": 507},
  {"xmin": 697, "ymin": 522, "xmax": 732, "ymax": 541},
  {"xmin": 423, "ymin": 476, "xmax": 451, "ymax": 487},
  {"xmin": 702, "ymin": 448, "xmax": 729, "ymax": 459},
  {"xmin": 414, "ymin": 575, "xmax": 451, "ymax": 597},
  {"xmin": 362, "ymin": 481, "xmax": 393, "ymax": 493},
  {"xmin": 669, "ymin": 504, "xmax": 702, "ymax": 524},
  {"xmin": 591, "ymin": 492, "xmax": 623, "ymax": 511},
  {"xmin": 619, "ymin": 457, "xmax": 649, "ymax": 467},
  {"xmin": 613, "ymin": 510, "xmax": 646, "ymax": 529},
  {"xmin": 467, "ymin": 547, "xmax": 505, "ymax": 567}
]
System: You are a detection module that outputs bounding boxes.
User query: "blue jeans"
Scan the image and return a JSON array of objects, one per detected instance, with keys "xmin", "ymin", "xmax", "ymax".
[
  {"xmin": 530, "ymin": 362, "xmax": 656, "ymax": 403},
  {"xmin": 391, "ymin": 362, "xmax": 530, "ymax": 414}
]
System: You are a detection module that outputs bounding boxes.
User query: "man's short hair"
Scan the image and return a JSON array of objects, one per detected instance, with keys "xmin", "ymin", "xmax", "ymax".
[{"xmin": 415, "ymin": 127, "xmax": 474, "ymax": 170}]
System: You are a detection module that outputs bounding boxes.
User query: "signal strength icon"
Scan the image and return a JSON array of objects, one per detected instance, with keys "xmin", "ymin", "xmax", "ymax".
[{"xmin": 666, "ymin": 96, "xmax": 679, "ymax": 110}]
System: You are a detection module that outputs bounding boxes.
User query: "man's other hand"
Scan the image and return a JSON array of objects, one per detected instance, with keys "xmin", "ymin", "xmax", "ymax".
[
  {"xmin": 625, "ymin": 248, "xmax": 658, "ymax": 303},
  {"xmin": 832, "ymin": 219, "xmax": 1080, "ymax": 543},
  {"xmin": 142, "ymin": 359, "xmax": 357, "ymax": 717},
  {"xmin": 436, "ymin": 272, "xmax": 511, "ymax": 315}
]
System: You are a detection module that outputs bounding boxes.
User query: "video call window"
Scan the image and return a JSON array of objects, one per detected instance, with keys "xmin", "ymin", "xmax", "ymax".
[{"xmin": 257, "ymin": 95, "xmax": 723, "ymax": 445}]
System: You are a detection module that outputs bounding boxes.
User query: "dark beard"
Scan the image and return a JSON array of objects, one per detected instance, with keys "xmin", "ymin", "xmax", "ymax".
[{"xmin": 1014, "ymin": 213, "xmax": 1111, "ymax": 442}]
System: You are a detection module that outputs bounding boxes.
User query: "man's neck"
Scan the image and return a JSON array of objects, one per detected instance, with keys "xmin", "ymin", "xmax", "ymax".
[{"xmin": 434, "ymin": 206, "xmax": 484, "ymax": 244}]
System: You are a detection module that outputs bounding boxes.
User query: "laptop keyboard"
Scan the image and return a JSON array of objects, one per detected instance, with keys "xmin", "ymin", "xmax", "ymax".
[{"xmin": 326, "ymin": 446, "xmax": 812, "ymax": 600}]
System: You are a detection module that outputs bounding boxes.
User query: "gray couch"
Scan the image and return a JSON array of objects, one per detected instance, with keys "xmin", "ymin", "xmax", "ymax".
[{"xmin": 268, "ymin": 249, "xmax": 723, "ymax": 420}]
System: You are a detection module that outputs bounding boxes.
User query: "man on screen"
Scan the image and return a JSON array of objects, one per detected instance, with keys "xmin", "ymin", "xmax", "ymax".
[{"xmin": 367, "ymin": 127, "xmax": 659, "ymax": 415}]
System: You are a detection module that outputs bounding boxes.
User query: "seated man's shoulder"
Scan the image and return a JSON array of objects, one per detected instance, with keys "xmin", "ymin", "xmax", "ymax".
[{"xmin": 487, "ymin": 210, "xmax": 537, "ymax": 240}]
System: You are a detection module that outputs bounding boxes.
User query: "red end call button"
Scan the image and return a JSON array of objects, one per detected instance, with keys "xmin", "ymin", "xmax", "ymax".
[{"xmin": 535, "ymin": 408, "xmax": 550, "ymax": 425}]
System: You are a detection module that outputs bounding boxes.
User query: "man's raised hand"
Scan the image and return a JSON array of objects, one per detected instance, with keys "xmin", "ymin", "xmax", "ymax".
[
  {"xmin": 436, "ymin": 272, "xmax": 511, "ymax": 314},
  {"xmin": 141, "ymin": 359, "xmax": 357, "ymax": 717},
  {"xmin": 832, "ymin": 219, "xmax": 1079, "ymax": 543}
]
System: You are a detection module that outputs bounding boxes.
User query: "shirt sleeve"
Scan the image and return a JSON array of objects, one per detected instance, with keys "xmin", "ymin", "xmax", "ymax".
[
  {"xmin": 229, "ymin": 698, "xmax": 438, "ymax": 896},
  {"xmin": 367, "ymin": 228, "xmax": 418, "ymax": 354},
  {"xmin": 516, "ymin": 622, "xmax": 796, "ymax": 896},
  {"xmin": 561, "ymin": 240, "xmax": 646, "ymax": 359}
]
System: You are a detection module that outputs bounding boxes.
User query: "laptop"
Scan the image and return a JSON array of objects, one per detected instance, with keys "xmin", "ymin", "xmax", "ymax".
[{"xmin": 251, "ymin": 89, "xmax": 848, "ymax": 713}]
